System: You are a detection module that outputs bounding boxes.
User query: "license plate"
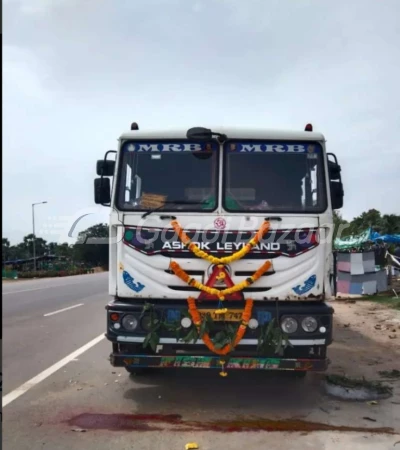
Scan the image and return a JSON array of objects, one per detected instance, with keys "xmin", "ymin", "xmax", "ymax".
[{"xmin": 199, "ymin": 309, "xmax": 243, "ymax": 322}]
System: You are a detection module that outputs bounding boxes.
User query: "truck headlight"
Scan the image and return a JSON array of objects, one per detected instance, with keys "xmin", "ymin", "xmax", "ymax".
[
  {"xmin": 248, "ymin": 318, "xmax": 259, "ymax": 330},
  {"xmin": 122, "ymin": 314, "xmax": 138, "ymax": 331},
  {"xmin": 301, "ymin": 317, "xmax": 318, "ymax": 333},
  {"xmin": 281, "ymin": 317, "xmax": 298, "ymax": 334},
  {"xmin": 181, "ymin": 317, "xmax": 192, "ymax": 329}
]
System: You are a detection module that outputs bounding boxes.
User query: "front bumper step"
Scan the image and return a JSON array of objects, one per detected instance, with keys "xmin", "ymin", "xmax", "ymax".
[
  {"xmin": 110, "ymin": 353, "xmax": 328, "ymax": 371},
  {"xmin": 114, "ymin": 336, "xmax": 327, "ymax": 346}
]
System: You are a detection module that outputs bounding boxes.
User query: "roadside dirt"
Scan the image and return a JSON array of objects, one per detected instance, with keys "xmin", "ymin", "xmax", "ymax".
[
  {"xmin": 2, "ymin": 268, "xmax": 106, "ymax": 283},
  {"xmin": 327, "ymin": 299, "xmax": 400, "ymax": 398}
]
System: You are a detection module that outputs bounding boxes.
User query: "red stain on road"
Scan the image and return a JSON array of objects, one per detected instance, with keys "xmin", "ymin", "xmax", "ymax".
[
  {"xmin": 67, "ymin": 413, "xmax": 395, "ymax": 434},
  {"xmin": 68, "ymin": 413, "xmax": 181, "ymax": 431}
]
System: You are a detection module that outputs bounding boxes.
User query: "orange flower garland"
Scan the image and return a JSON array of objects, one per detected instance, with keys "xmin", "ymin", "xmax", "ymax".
[
  {"xmin": 168, "ymin": 219, "xmax": 271, "ymax": 357},
  {"xmin": 170, "ymin": 260, "xmax": 272, "ymax": 300},
  {"xmin": 171, "ymin": 220, "xmax": 270, "ymax": 265},
  {"xmin": 187, "ymin": 297, "xmax": 254, "ymax": 355}
]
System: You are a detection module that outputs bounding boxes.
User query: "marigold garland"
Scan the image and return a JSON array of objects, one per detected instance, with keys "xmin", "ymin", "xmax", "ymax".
[
  {"xmin": 170, "ymin": 260, "xmax": 272, "ymax": 300},
  {"xmin": 169, "ymin": 219, "xmax": 271, "ymax": 357},
  {"xmin": 171, "ymin": 220, "xmax": 270, "ymax": 265},
  {"xmin": 187, "ymin": 297, "xmax": 254, "ymax": 355}
]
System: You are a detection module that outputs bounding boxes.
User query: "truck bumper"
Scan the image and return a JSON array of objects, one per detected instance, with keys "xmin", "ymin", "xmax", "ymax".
[
  {"xmin": 110, "ymin": 352, "xmax": 328, "ymax": 372},
  {"xmin": 106, "ymin": 298, "xmax": 333, "ymax": 372}
]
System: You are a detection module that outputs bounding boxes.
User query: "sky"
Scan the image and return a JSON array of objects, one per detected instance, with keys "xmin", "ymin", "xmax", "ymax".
[{"xmin": 3, "ymin": 0, "xmax": 400, "ymax": 245}]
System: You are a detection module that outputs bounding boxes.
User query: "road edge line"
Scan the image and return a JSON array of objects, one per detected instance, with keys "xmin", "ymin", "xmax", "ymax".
[{"xmin": 2, "ymin": 333, "xmax": 105, "ymax": 408}]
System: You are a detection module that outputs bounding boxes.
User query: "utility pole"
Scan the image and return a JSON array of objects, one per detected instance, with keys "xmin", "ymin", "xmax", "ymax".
[{"xmin": 32, "ymin": 201, "xmax": 47, "ymax": 272}]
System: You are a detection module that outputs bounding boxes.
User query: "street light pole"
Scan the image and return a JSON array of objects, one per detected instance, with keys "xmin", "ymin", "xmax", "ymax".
[{"xmin": 32, "ymin": 201, "xmax": 47, "ymax": 272}]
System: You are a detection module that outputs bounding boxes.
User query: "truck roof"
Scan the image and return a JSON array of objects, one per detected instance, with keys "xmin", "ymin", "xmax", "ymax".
[{"xmin": 119, "ymin": 127, "xmax": 326, "ymax": 142}]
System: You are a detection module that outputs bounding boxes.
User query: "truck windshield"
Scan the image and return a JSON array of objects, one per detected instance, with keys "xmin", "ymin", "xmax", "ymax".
[
  {"xmin": 223, "ymin": 141, "xmax": 327, "ymax": 213},
  {"xmin": 117, "ymin": 140, "xmax": 219, "ymax": 211}
]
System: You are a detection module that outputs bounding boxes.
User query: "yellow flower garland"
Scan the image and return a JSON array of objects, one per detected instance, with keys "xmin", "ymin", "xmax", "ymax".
[
  {"xmin": 169, "ymin": 219, "xmax": 272, "ymax": 359},
  {"xmin": 170, "ymin": 260, "xmax": 272, "ymax": 300},
  {"xmin": 171, "ymin": 220, "xmax": 270, "ymax": 265}
]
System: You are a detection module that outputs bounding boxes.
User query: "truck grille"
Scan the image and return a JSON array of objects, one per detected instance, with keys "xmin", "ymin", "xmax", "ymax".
[{"xmin": 167, "ymin": 286, "xmax": 271, "ymax": 293}]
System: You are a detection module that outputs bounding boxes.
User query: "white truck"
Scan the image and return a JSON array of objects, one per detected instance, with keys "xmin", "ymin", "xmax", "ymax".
[{"xmin": 95, "ymin": 123, "xmax": 344, "ymax": 375}]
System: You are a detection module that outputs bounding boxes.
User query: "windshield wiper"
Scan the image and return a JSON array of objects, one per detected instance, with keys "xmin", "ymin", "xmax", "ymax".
[{"xmin": 141, "ymin": 201, "xmax": 203, "ymax": 219}]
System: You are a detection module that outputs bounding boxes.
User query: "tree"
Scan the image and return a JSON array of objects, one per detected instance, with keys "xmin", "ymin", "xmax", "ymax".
[
  {"xmin": 22, "ymin": 234, "xmax": 48, "ymax": 257},
  {"xmin": 333, "ymin": 210, "xmax": 350, "ymax": 242},
  {"xmin": 47, "ymin": 242, "xmax": 73, "ymax": 259},
  {"xmin": 2, "ymin": 238, "xmax": 10, "ymax": 263},
  {"xmin": 73, "ymin": 223, "xmax": 109, "ymax": 268},
  {"xmin": 47, "ymin": 242, "xmax": 58, "ymax": 255},
  {"xmin": 380, "ymin": 214, "xmax": 400, "ymax": 235},
  {"xmin": 57, "ymin": 242, "xmax": 73, "ymax": 258},
  {"xmin": 347, "ymin": 209, "xmax": 382, "ymax": 235},
  {"xmin": 14, "ymin": 243, "xmax": 30, "ymax": 260}
]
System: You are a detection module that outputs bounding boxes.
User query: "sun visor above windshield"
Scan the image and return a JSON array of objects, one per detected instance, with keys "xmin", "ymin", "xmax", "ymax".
[
  {"xmin": 225, "ymin": 141, "xmax": 321, "ymax": 154},
  {"xmin": 122, "ymin": 140, "xmax": 218, "ymax": 153}
]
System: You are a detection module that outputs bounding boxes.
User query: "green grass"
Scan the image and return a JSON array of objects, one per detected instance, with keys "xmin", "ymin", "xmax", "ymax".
[
  {"xmin": 360, "ymin": 295, "xmax": 400, "ymax": 310},
  {"xmin": 326, "ymin": 374, "xmax": 393, "ymax": 395},
  {"xmin": 378, "ymin": 369, "xmax": 400, "ymax": 380}
]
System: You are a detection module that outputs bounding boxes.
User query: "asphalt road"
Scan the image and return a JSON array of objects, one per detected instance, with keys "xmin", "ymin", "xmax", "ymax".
[
  {"xmin": 2, "ymin": 274, "xmax": 399, "ymax": 449},
  {"xmin": 3, "ymin": 273, "xmax": 108, "ymax": 394}
]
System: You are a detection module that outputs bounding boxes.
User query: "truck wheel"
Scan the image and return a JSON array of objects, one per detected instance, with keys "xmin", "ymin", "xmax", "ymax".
[
  {"xmin": 293, "ymin": 371, "xmax": 307, "ymax": 379},
  {"xmin": 125, "ymin": 366, "xmax": 154, "ymax": 376}
]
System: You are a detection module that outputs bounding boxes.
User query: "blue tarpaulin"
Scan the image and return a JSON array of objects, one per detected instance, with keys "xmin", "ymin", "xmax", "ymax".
[
  {"xmin": 335, "ymin": 228, "xmax": 400, "ymax": 249},
  {"xmin": 334, "ymin": 228, "xmax": 373, "ymax": 250},
  {"xmin": 373, "ymin": 234, "xmax": 400, "ymax": 244}
]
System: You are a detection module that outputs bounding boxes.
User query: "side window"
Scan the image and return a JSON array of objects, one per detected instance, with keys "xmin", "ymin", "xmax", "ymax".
[
  {"xmin": 125, "ymin": 164, "xmax": 132, "ymax": 202},
  {"xmin": 300, "ymin": 157, "xmax": 323, "ymax": 209},
  {"xmin": 119, "ymin": 151, "xmax": 136, "ymax": 205},
  {"xmin": 311, "ymin": 164, "xmax": 318, "ymax": 206}
]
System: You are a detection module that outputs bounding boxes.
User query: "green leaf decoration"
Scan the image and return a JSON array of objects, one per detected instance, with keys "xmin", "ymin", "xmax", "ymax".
[
  {"xmin": 181, "ymin": 310, "xmax": 191, "ymax": 319},
  {"xmin": 143, "ymin": 333, "xmax": 152, "ymax": 349},
  {"xmin": 265, "ymin": 318, "xmax": 276, "ymax": 337},
  {"xmin": 205, "ymin": 313, "xmax": 215, "ymax": 332},
  {"xmin": 213, "ymin": 329, "xmax": 231, "ymax": 349},
  {"xmin": 175, "ymin": 326, "xmax": 184, "ymax": 341},
  {"xmin": 227, "ymin": 324, "xmax": 235, "ymax": 335},
  {"xmin": 149, "ymin": 332, "xmax": 160, "ymax": 352},
  {"xmin": 182, "ymin": 327, "xmax": 198, "ymax": 343},
  {"xmin": 199, "ymin": 313, "xmax": 213, "ymax": 337},
  {"xmin": 275, "ymin": 332, "xmax": 283, "ymax": 355},
  {"xmin": 142, "ymin": 302, "xmax": 153, "ymax": 316},
  {"xmin": 257, "ymin": 318, "xmax": 289, "ymax": 355},
  {"xmin": 164, "ymin": 321, "xmax": 179, "ymax": 331}
]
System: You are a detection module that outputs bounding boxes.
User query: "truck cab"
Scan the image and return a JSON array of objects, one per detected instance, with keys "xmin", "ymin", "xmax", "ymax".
[{"xmin": 95, "ymin": 124, "xmax": 344, "ymax": 374}]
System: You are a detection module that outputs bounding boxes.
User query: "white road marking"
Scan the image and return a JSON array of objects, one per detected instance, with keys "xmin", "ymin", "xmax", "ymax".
[
  {"xmin": 3, "ymin": 286, "xmax": 59, "ymax": 295},
  {"xmin": 44, "ymin": 303, "xmax": 84, "ymax": 317},
  {"xmin": 2, "ymin": 333, "xmax": 105, "ymax": 408},
  {"xmin": 2, "ymin": 280, "xmax": 94, "ymax": 296}
]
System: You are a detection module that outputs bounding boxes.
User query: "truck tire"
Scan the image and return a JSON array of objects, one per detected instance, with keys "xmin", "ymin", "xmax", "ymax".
[
  {"xmin": 125, "ymin": 366, "xmax": 154, "ymax": 376},
  {"xmin": 292, "ymin": 371, "xmax": 307, "ymax": 379}
]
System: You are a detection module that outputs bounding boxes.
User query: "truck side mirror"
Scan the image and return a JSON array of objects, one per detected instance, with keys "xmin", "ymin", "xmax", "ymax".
[
  {"xmin": 94, "ymin": 178, "xmax": 111, "ymax": 205},
  {"xmin": 96, "ymin": 160, "xmax": 115, "ymax": 176},
  {"xmin": 330, "ymin": 181, "xmax": 344, "ymax": 209},
  {"xmin": 328, "ymin": 160, "xmax": 341, "ymax": 180},
  {"xmin": 327, "ymin": 153, "xmax": 344, "ymax": 210}
]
